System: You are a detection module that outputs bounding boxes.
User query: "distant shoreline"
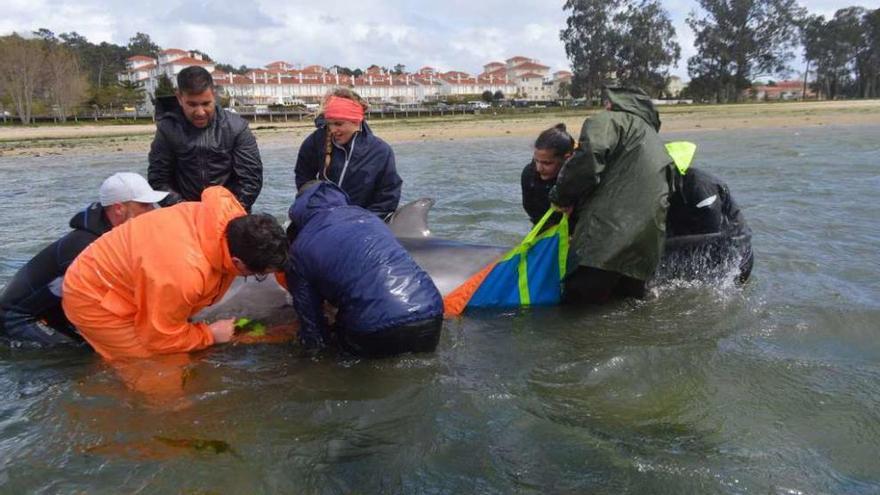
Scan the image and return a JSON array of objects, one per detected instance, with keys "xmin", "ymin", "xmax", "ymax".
[{"xmin": 1, "ymin": 100, "xmax": 878, "ymax": 158}]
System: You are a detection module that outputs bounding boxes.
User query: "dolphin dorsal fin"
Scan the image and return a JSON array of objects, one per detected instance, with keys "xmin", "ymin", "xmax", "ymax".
[{"xmin": 389, "ymin": 198, "xmax": 434, "ymax": 238}]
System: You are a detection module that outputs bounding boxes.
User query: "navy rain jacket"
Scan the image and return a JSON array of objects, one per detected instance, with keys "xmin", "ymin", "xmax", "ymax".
[
  {"xmin": 0, "ymin": 202, "xmax": 111, "ymax": 338},
  {"xmin": 294, "ymin": 118, "xmax": 402, "ymax": 218},
  {"xmin": 285, "ymin": 182, "xmax": 442, "ymax": 349}
]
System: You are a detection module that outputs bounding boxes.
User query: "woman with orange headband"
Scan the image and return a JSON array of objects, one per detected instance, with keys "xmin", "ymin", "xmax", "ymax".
[{"xmin": 294, "ymin": 88, "xmax": 402, "ymax": 219}]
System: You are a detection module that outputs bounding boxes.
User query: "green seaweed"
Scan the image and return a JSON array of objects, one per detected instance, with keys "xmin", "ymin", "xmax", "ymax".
[
  {"xmin": 153, "ymin": 436, "xmax": 239, "ymax": 457},
  {"xmin": 233, "ymin": 318, "xmax": 267, "ymax": 337}
]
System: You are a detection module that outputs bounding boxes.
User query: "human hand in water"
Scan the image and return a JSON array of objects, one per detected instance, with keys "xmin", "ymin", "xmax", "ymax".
[{"xmin": 209, "ymin": 318, "xmax": 236, "ymax": 343}]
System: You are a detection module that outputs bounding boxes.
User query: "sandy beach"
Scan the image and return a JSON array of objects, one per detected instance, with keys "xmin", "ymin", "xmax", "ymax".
[{"xmin": 1, "ymin": 99, "xmax": 878, "ymax": 158}]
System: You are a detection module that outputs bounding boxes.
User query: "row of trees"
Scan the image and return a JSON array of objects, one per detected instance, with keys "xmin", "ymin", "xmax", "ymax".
[
  {"xmin": 562, "ymin": 0, "xmax": 880, "ymax": 103},
  {"xmin": 0, "ymin": 34, "xmax": 90, "ymax": 123},
  {"xmin": 803, "ymin": 7, "xmax": 880, "ymax": 100},
  {"xmin": 0, "ymin": 30, "xmax": 164, "ymax": 124}
]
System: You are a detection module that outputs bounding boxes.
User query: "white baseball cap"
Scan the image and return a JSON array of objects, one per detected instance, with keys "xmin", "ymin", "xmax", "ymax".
[{"xmin": 99, "ymin": 172, "xmax": 169, "ymax": 206}]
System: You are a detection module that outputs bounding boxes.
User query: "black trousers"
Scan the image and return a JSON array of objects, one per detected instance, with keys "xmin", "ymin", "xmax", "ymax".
[
  {"xmin": 561, "ymin": 266, "xmax": 647, "ymax": 305},
  {"xmin": 339, "ymin": 316, "xmax": 443, "ymax": 358}
]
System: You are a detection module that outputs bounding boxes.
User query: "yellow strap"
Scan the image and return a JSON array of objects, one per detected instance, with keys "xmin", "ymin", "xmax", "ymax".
[
  {"xmin": 665, "ymin": 141, "xmax": 697, "ymax": 175},
  {"xmin": 557, "ymin": 214, "xmax": 569, "ymax": 280},
  {"xmin": 517, "ymin": 251, "xmax": 530, "ymax": 305}
]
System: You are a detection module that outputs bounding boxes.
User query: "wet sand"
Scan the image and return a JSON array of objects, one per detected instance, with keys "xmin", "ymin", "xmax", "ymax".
[{"xmin": 1, "ymin": 99, "xmax": 878, "ymax": 158}]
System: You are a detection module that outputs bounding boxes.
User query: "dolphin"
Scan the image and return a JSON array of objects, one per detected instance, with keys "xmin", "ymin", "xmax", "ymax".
[{"xmin": 195, "ymin": 198, "xmax": 506, "ymax": 324}]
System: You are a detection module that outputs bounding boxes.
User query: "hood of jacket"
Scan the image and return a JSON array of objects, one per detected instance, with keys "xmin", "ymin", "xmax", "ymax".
[
  {"xmin": 69, "ymin": 202, "xmax": 113, "ymax": 236},
  {"xmin": 604, "ymin": 86, "xmax": 662, "ymax": 132},
  {"xmin": 195, "ymin": 186, "xmax": 246, "ymax": 274},
  {"xmin": 288, "ymin": 181, "xmax": 351, "ymax": 230}
]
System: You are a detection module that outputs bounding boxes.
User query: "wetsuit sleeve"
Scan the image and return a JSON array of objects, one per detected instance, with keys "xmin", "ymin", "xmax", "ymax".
[
  {"xmin": 137, "ymin": 273, "xmax": 214, "ymax": 355},
  {"xmin": 285, "ymin": 262, "xmax": 328, "ymax": 349},
  {"xmin": 549, "ymin": 115, "xmax": 612, "ymax": 207},
  {"xmin": 682, "ymin": 169, "xmax": 727, "ymax": 234},
  {"xmin": 230, "ymin": 125, "xmax": 263, "ymax": 211},
  {"xmin": 0, "ymin": 230, "xmax": 97, "ymax": 323},
  {"xmin": 719, "ymin": 181, "xmax": 748, "ymax": 235},
  {"xmin": 148, "ymin": 127, "xmax": 179, "ymax": 197},
  {"xmin": 521, "ymin": 163, "xmax": 544, "ymax": 225},
  {"xmin": 295, "ymin": 132, "xmax": 320, "ymax": 191},
  {"xmin": 367, "ymin": 148, "xmax": 402, "ymax": 218},
  {"xmin": 57, "ymin": 230, "xmax": 99, "ymax": 269}
]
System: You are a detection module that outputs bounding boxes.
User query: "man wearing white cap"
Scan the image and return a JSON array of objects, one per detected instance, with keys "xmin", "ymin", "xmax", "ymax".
[{"xmin": 0, "ymin": 173, "xmax": 167, "ymax": 347}]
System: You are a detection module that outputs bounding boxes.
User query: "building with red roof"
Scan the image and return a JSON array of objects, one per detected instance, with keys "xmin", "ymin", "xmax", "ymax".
[
  {"xmin": 748, "ymin": 80, "xmax": 815, "ymax": 101},
  {"xmin": 119, "ymin": 52, "xmax": 569, "ymax": 108}
]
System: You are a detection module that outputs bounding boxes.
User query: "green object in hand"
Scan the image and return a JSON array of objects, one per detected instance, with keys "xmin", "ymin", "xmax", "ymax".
[{"xmin": 233, "ymin": 317, "xmax": 266, "ymax": 337}]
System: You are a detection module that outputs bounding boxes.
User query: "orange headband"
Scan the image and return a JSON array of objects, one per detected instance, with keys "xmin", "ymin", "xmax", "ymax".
[{"xmin": 324, "ymin": 96, "xmax": 364, "ymax": 123}]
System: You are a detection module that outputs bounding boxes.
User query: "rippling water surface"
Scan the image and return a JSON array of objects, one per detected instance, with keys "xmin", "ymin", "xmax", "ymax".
[{"xmin": 1, "ymin": 124, "xmax": 878, "ymax": 493}]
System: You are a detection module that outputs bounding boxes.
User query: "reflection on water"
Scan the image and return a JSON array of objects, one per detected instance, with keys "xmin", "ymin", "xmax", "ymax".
[{"xmin": 1, "ymin": 125, "xmax": 879, "ymax": 492}]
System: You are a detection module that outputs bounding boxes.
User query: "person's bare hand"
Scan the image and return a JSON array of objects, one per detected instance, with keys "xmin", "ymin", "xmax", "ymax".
[
  {"xmin": 209, "ymin": 318, "xmax": 236, "ymax": 344},
  {"xmin": 554, "ymin": 204, "xmax": 574, "ymax": 215}
]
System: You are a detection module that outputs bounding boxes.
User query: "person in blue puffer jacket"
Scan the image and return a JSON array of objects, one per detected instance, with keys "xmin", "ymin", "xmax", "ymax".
[
  {"xmin": 285, "ymin": 181, "xmax": 443, "ymax": 357},
  {"xmin": 294, "ymin": 88, "xmax": 402, "ymax": 220}
]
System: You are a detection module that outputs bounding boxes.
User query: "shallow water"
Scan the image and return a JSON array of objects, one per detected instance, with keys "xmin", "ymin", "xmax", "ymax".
[{"xmin": 1, "ymin": 124, "xmax": 879, "ymax": 493}]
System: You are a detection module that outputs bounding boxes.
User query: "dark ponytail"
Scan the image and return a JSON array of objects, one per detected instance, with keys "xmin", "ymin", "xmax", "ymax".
[{"xmin": 534, "ymin": 123, "xmax": 575, "ymax": 159}]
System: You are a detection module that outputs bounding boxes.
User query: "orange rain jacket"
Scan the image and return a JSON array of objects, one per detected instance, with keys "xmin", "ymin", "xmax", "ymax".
[{"xmin": 62, "ymin": 186, "xmax": 245, "ymax": 360}]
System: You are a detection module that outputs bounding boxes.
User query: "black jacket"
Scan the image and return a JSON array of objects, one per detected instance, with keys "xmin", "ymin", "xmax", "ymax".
[
  {"xmin": 521, "ymin": 161, "xmax": 556, "ymax": 225},
  {"xmin": 295, "ymin": 118, "xmax": 401, "ymax": 218},
  {"xmin": 667, "ymin": 167, "xmax": 749, "ymax": 238},
  {"xmin": 0, "ymin": 203, "xmax": 111, "ymax": 336},
  {"xmin": 148, "ymin": 98, "xmax": 263, "ymax": 210}
]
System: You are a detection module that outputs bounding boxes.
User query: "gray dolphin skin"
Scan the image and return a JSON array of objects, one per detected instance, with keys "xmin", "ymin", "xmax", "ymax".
[
  {"xmin": 195, "ymin": 199, "xmax": 507, "ymax": 323},
  {"xmin": 389, "ymin": 198, "xmax": 507, "ymax": 296}
]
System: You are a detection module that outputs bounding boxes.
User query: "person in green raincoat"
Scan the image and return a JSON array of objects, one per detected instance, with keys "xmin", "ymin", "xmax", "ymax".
[{"xmin": 549, "ymin": 86, "xmax": 673, "ymax": 303}]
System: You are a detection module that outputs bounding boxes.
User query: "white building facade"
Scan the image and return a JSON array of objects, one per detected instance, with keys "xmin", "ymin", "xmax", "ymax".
[{"xmin": 119, "ymin": 51, "xmax": 571, "ymax": 108}]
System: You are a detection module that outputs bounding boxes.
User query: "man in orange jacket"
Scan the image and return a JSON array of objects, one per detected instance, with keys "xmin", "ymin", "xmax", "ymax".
[{"xmin": 62, "ymin": 186, "xmax": 287, "ymax": 360}]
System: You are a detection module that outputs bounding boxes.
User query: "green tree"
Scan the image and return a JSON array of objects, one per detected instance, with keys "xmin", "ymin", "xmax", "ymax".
[
  {"xmin": 687, "ymin": 0, "xmax": 806, "ymax": 102},
  {"xmin": 155, "ymin": 74, "xmax": 175, "ymax": 97},
  {"xmin": 561, "ymin": 0, "xmax": 622, "ymax": 100},
  {"xmin": 33, "ymin": 28, "xmax": 57, "ymax": 43},
  {"xmin": 127, "ymin": 32, "xmax": 160, "ymax": 58},
  {"xmin": 557, "ymin": 81, "xmax": 571, "ymax": 99},
  {"xmin": 493, "ymin": 90, "xmax": 505, "ymax": 101},
  {"xmin": 59, "ymin": 32, "xmax": 128, "ymax": 88},
  {"xmin": 190, "ymin": 49, "xmax": 213, "ymax": 62},
  {"xmin": 392, "ymin": 63, "xmax": 406, "ymax": 75},
  {"xmin": 614, "ymin": 0, "xmax": 680, "ymax": 97},
  {"xmin": 803, "ymin": 8, "xmax": 867, "ymax": 99},
  {"xmin": 118, "ymin": 80, "xmax": 145, "ymax": 108},
  {"xmin": 214, "ymin": 63, "xmax": 249, "ymax": 75},
  {"xmin": 861, "ymin": 9, "xmax": 880, "ymax": 97},
  {"xmin": 481, "ymin": 90, "xmax": 494, "ymax": 103}
]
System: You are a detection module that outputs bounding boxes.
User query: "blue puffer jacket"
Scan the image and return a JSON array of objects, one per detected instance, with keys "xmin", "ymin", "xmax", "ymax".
[
  {"xmin": 285, "ymin": 182, "xmax": 442, "ymax": 348},
  {"xmin": 294, "ymin": 119, "xmax": 402, "ymax": 218}
]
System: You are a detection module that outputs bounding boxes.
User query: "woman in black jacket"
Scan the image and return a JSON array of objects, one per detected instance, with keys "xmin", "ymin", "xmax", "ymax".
[{"xmin": 520, "ymin": 123, "xmax": 575, "ymax": 225}]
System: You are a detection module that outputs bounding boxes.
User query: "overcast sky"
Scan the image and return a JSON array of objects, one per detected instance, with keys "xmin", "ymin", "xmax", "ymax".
[{"xmin": 1, "ymin": 0, "xmax": 859, "ymax": 80}]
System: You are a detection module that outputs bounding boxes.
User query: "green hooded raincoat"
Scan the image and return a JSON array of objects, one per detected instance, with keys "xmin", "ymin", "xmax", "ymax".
[{"xmin": 549, "ymin": 87, "xmax": 672, "ymax": 281}]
